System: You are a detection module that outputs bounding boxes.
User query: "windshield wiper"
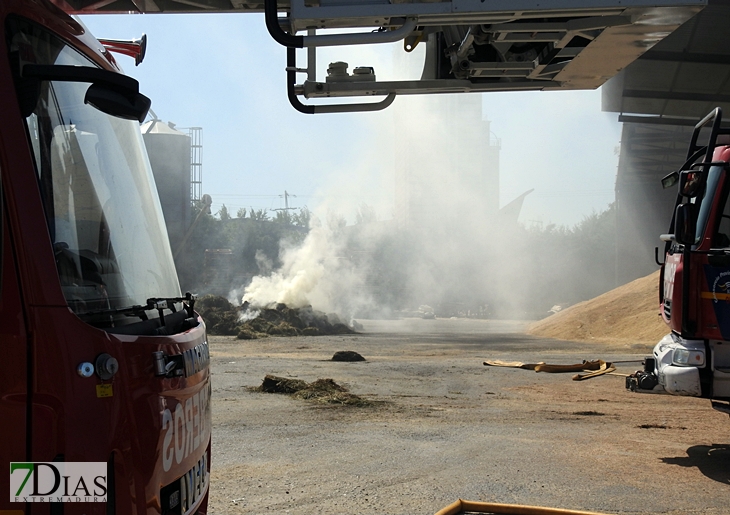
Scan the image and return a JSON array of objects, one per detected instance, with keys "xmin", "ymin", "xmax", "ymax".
[{"xmin": 78, "ymin": 292, "xmax": 198, "ymax": 325}]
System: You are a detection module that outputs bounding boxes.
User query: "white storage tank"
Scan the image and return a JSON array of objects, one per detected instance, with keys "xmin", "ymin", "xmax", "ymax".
[{"xmin": 141, "ymin": 118, "xmax": 191, "ymax": 252}]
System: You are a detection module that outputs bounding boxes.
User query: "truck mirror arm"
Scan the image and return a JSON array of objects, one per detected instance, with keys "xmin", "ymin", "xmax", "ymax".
[
  {"xmin": 20, "ymin": 63, "xmax": 151, "ymax": 122},
  {"xmin": 21, "ymin": 63, "xmax": 140, "ymax": 93}
]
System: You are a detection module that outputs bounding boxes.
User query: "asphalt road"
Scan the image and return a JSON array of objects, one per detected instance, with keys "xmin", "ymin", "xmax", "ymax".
[{"xmin": 207, "ymin": 318, "xmax": 729, "ymax": 515}]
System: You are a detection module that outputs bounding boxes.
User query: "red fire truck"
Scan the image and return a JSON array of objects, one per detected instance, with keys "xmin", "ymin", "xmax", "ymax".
[
  {"xmin": 628, "ymin": 107, "xmax": 730, "ymax": 417},
  {"xmin": 0, "ymin": 0, "xmax": 211, "ymax": 513}
]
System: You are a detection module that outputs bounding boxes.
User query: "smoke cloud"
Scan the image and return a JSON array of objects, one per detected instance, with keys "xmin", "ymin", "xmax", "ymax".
[
  {"xmin": 240, "ymin": 94, "xmax": 502, "ymax": 317},
  {"xmin": 237, "ymin": 92, "xmax": 619, "ymax": 320},
  {"xmin": 242, "ymin": 219, "xmax": 374, "ymax": 315}
]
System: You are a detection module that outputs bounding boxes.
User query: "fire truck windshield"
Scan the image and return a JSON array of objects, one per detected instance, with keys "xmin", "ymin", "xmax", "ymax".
[{"xmin": 11, "ymin": 17, "xmax": 181, "ymax": 323}]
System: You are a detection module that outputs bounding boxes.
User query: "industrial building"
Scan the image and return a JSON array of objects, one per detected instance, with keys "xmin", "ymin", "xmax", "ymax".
[
  {"xmin": 394, "ymin": 94, "xmax": 501, "ymax": 231},
  {"xmin": 603, "ymin": 2, "xmax": 730, "ymax": 283}
]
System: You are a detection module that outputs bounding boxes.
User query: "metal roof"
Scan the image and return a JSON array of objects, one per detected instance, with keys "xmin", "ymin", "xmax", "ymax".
[
  {"xmin": 53, "ymin": 0, "xmax": 705, "ymax": 102},
  {"xmin": 603, "ymin": 2, "xmax": 730, "ymax": 124},
  {"xmin": 601, "ymin": 5, "xmax": 730, "ymax": 282}
]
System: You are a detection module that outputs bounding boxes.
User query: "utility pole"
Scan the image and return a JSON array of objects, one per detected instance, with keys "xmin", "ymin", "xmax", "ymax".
[{"xmin": 274, "ymin": 190, "xmax": 298, "ymax": 211}]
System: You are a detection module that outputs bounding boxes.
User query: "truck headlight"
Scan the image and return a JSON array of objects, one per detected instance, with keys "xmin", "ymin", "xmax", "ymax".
[{"xmin": 672, "ymin": 348, "xmax": 705, "ymax": 366}]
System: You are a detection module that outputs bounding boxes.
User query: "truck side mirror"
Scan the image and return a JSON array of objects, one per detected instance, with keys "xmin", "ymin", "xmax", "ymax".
[
  {"xmin": 661, "ymin": 171, "xmax": 678, "ymax": 189},
  {"xmin": 84, "ymin": 83, "xmax": 151, "ymax": 123},
  {"xmin": 680, "ymin": 171, "xmax": 703, "ymax": 198},
  {"xmin": 674, "ymin": 203, "xmax": 697, "ymax": 246}
]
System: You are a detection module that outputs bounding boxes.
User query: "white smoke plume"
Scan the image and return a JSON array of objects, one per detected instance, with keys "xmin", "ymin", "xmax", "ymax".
[
  {"xmin": 233, "ymin": 90, "xmax": 619, "ymax": 321},
  {"xmin": 241, "ymin": 218, "xmax": 372, "ymax": 316},
  {"xmin": 238, "ymin": 308, "xmax": 261, "ymax": 323},
  {"xmin": 235, "ymin": 94, "xmax": 505, "ymax": 318}
]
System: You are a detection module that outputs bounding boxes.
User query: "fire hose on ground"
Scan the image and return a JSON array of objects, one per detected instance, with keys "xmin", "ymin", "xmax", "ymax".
[
  {"xmin": 482, "ymin": 359, "xmax": 641, "ymax": 380},
  {"xmin": 435, "ymin": 499, "xmax": 611, "ymax": 515}
]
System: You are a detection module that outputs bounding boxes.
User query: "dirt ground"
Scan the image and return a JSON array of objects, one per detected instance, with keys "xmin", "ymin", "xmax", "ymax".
[{"xmin": 207, "ymin": 318, "xmax": 729, "ymax": 515}]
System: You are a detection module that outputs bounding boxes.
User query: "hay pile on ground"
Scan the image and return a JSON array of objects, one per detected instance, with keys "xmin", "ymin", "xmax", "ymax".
[
  {"xmin": 527, "ymin": 270, "xmax": 668, "ymax": 345},
  {"xmin": 195, "ymin": 296, "xmax": 241, "ymax": 335},
  {"xmin": 255, "ymin": 375, "xmax": 372, "ymax": 406},
  {"xmin": 196, "ymin": 295, "xmax": 357, "ymax": 339},
  {"xmin": 331, "ymin": 350, "xmax": 366, "ymax": 362}
]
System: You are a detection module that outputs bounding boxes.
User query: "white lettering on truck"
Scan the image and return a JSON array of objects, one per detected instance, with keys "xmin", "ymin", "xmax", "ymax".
[
  {"xmin": 162, "ymin": 410, "xmax": 174, "ymax": 471},
  {"xmin": 161, "ymin": 382, "xmax": 211, "ymax": 472}
]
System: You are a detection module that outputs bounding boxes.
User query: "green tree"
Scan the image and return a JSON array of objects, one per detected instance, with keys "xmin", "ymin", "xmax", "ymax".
[
  {"xmin": 218, "ymin": 204, "xmax": 231, "ymax": 221},
  {"xmin": 236, "ymin": 207, "xmax": 247, "ymax": 219},
  {"xmin": 249, "ymin": 208, "xmax": 269, "ymax": 221},
  {"xmin": 292, "ymin": 207, "xmax": 311, "ymax": 228},
  {"xmin": 274, "ymin": 210, "xmax": 293, "ymax": 225}
]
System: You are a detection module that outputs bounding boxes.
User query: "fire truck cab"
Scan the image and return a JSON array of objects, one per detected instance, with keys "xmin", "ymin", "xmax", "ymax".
[
  {"xmin": 628, "ymin": 108, "xmax": 730, "ymax": 417},
  {"xmin": 0, "ymin": 1, "xmax": 211, "ymax": 513}
]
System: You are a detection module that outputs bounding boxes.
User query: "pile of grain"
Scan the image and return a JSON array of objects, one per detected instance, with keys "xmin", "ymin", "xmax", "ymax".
[{"xmin": 527, "ymin": 271, "xmax": 669, "ymax": 346}]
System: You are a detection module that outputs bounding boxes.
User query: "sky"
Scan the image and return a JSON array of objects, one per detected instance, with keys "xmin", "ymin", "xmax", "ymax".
[{"xmin": 79, "ymin": 13, "xmax": 623, "ymax": 228}]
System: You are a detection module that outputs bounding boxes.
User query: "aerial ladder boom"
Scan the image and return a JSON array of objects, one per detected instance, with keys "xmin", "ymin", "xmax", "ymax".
[{"xmin": 54, "ymin": 0, "xmax": 704, "ymax": 112}]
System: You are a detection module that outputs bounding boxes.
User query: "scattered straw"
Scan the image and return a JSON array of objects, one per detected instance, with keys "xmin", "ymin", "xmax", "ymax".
[{"xmin": 254, "ymin": 375, "xmax": 374, "ymax": 407}]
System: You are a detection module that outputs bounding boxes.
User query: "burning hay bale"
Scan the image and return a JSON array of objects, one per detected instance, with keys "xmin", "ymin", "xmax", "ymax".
[
  {"xmin": 254, "ymin": 375, "xmax": 371, "ymax": 406},
  {"xmin": 195, "ymin": 295, "xmax": 359, "ymax": 338}
]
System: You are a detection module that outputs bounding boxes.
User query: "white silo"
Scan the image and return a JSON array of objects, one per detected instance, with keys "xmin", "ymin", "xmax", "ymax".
[{"xmin": 141, "ymin": 118, "xmax": 192, "ymax": 253}]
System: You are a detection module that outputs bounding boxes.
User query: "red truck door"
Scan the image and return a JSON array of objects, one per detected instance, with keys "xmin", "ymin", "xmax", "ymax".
[{"xmin": 0, "ymin": 188, "xmax": 29, "ymax": 511}]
